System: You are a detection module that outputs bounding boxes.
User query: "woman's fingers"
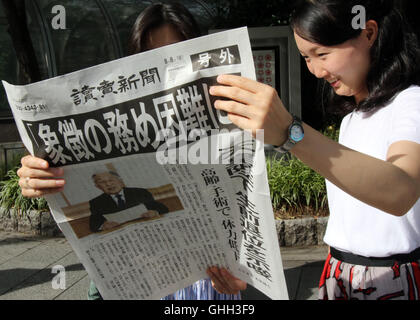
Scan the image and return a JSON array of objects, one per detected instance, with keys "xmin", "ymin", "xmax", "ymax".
[
  {"xmin": 21, "ymin": 186, "xmax": 65, "ymax": 198},
  {"xmin": 210, "ymin": 75, "xmax": 278, "ymax": 120},
  {"xmin": 216, "ymin": 74, "xmax": 266, "ymax": 93},
  {"xmin": 207, "ymin": 267, "xmax": 247, "ymax": 295},
  {"xmin": 21, "ymin": 155, "xmax": 49, "ymax": 169},
  {"xmin": 18, "ymin": 155, "xmax": 64, "ymax": 179},
  {"xmin": 17, "ymin": 155, "xmax": 66, "ymax": 198},
  {"xmin": 19, "ymin": 176, "xmax": 65, "ymax": 198},
  {"xmin": 210, "ymin": 75, "xmax": 274, "ymax": 119},
  {"xmin": 207, "ymin": 267, "xmax": 234, "ymax": 294},
  {"xmin": 210, "ymin": 74, "xmax": 291, "ymax": 146},
  {"xmin": 17, "ymin": 166, "xmax": 64, "ymax": 179},
  {"xmin": 210, "ymin": 83, "xmax": 258, "ymax": 107},
  {"xmin": 19, "ymin": 177, "xmax": 65, "ymax": 190},
  {"xmin": 219, "ymin": 268, "xmax": 247, "ymax": 291},
  {"xmin": 214, "ymin": 99, "xmax": 252, "ymax": 119}
]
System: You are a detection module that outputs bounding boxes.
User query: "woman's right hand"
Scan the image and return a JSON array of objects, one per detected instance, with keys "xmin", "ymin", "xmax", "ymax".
[
  {"xmin": 210, "ymin": 74, "xmax": 293, "ymax": 146},
  {"xmin": 17, "ymin": 155, "xmax": 66, "ymax": 198}
]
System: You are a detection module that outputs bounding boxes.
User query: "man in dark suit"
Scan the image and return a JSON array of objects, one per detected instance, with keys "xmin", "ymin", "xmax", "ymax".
[{"xmin": 89, "ymin": 171, "xmax": 168, "ymax": 232}]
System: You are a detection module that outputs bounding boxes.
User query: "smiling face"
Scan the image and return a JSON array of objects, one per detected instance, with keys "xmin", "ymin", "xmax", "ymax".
[{"xmin": 294, "ymin": 21, "xmax": 377, "ymax": 104}]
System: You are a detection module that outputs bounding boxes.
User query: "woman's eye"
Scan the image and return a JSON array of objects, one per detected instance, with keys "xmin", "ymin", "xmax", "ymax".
[{"xmin": 318, "ymin": 53, "xmax": 329, "ymax": 57}]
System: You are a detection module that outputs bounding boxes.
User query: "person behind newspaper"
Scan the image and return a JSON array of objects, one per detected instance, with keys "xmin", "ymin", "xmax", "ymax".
[
  {"xmin": 89, "ymin": 171, "xmax": 168, "ymax": 232},
  {"xmin": 17, "ymin": 2, "xmax": 246, "ymax": 300},
  {"xmin": 210, "ymin": 0, "xmax": 420, "ymax": 300}
]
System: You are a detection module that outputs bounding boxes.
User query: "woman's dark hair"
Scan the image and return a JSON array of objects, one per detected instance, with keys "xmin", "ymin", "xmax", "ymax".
[
  {"xmin": 128, "ymin": 2, "xmax": 201, "ymax": 55},
  {"xmin": 291, "ymin": 0, "xmax": 420, "ymax": 115}
]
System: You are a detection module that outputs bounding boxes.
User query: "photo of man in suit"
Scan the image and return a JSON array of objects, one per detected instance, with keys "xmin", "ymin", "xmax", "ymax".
[{"xmin": 89, "ymin": 171, "xmax": 169, "ymax": 232}]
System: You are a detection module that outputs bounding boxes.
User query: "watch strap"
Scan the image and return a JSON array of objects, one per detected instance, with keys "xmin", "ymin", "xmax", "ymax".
[{"xmin": 273, "ymin": 116, "xmax": 302, "ymax": 153}]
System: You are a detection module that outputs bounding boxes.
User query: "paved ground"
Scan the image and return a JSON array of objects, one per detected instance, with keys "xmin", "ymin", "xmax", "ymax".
[{"xmin": 0, "ymin": 231, "xmax": 328, "ymax": 300}]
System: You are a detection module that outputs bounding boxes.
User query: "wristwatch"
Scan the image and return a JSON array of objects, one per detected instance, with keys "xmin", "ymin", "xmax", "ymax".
[{"xmin": 273, "ymin": 115, "xmax": 304, "ymax": 153}]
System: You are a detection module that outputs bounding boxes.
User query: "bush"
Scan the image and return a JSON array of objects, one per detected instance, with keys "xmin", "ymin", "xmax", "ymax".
[
  {"xmin": 0, "ymin": 150, "xmax": 25, "ymax": 181},
  {"xmin": 0, "ymin": 166, "xmax": 49, "ymax": 217},
  {"xmin": 266, "ymin": 125, "xmax": 339, "ymax": 218},
  {"xmin": 267, "ymin": 155, "xmax": 328, "ymax": 217}
]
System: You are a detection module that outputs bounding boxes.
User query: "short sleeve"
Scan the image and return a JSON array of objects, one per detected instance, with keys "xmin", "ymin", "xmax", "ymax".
[{"xmin": 389, "ymin": 86, "xmax": 420, "ymax": 146}]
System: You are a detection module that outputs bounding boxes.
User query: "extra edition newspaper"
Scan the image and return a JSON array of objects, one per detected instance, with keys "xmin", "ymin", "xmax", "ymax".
[{"xmin": 3, "ymin": 27, "xmax": 289, "ymax": 300}]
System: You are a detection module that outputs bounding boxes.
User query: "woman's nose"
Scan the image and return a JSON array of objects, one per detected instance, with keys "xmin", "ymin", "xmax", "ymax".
[
  {"xmin": 309, "ymin": 61, "xmax": 328, "ymax": 79},
  {"xmin": 314, "ymin": 66, "xmax": 328, "ymax": 79}
]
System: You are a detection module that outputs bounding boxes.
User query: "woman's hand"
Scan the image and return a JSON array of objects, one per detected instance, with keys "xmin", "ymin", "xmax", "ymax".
[
  {"xmin": 206, "ymin": 266, "xmax": 247, "ymax": 295},
  {"xmin": 210, "ymin": 74, "xmax": 293, "ymax": 146},
  {"xmin": 17, "ymin": 155, "xmax": 65, "ymax": 198}
]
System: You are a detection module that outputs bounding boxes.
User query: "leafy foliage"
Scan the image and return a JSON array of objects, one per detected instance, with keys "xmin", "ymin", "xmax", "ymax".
[
  {"xmin": 0, "ymin": 150, "xmax": 25, "ymax": 181},
  {"xmin": 0, "ymin": 166, "xmax": 48, "ymax": 217},
  {"xmin": 267, "ymin": 154, "xmax": 328, "ymax": 215},
  {"xmin": 267, "ymin": 126, "xmax": 340, "ymax": 217}
]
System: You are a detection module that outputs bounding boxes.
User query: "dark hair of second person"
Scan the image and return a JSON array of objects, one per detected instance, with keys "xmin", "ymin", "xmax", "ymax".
[{"xmin": 128, "ymin": 2, "xmax": 201, "ymax": 55}]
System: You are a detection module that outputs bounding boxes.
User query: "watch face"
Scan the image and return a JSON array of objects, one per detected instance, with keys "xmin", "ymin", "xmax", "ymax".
[{"xmin": 290, "ymin": 124, "xmax": 304, "ymax": 142}]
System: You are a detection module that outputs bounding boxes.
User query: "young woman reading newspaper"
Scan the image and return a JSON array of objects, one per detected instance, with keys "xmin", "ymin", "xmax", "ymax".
[{"xmin": 210, "ymin": 0, "xmax": 420, "ymax": 300}]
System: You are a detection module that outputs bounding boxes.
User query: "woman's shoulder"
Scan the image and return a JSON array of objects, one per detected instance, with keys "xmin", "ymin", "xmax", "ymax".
[
  {"xmin": 393, "ymin": 85, "xmax": 420, "ymax": 103},
  {"xmin": 388, "ymin": 85, "xmax": 420, "ymax": 123}
]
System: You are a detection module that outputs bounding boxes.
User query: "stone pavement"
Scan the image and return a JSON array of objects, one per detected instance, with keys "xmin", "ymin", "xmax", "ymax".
[{"xmin": 0, "ymin": 231, "xmax": 328, "ymax": 300}]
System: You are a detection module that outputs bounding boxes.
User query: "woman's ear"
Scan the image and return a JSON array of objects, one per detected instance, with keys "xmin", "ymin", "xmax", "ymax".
[{"xmin": 364, "ymin": 20, "xmax": 379, "ymax": 46}]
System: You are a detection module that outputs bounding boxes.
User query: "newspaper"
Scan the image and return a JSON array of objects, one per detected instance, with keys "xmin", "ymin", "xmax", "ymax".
[{"xmin": 2, "ymin": 27, "xmax": 289, "ymax": 300}]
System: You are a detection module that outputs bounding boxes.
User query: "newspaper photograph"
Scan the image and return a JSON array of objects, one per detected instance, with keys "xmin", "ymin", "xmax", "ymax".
[{"xmin": 2, "ymin": 27, "xmax": 289, "ymax": 300}]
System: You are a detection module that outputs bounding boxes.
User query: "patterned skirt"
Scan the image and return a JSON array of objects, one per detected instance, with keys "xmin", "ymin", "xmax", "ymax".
[{"xmin": 319, "ymin": 253, "xmax": 420, "ymax": 300}]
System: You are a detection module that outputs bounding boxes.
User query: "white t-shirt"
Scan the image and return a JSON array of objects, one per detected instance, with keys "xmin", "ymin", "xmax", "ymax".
[{"xmin": 324, "ymin": 85, "xmax": 420, "ymax": 257}]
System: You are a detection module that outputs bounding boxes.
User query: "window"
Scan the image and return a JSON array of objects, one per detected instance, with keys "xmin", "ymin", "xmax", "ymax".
[
  {"xmin": 38, "ymin": 0, "xmax": 121, "ymax": 76},
  {"xmin": 0, "ymin": 0, "xmax": 218, "ymax": 120},
  {"xmin": 0, "ymin": 3, "xmax": 19, "ymax": 118}
]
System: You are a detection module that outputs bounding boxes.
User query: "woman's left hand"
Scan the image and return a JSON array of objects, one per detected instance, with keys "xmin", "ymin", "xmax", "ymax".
[
  {"xmin": 206, "ymin": 266, "xmax": 247, "ymax": 295},
  {"xmin": 210, "ymin": 74, "xmax": 293, "ymax": 146}
]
